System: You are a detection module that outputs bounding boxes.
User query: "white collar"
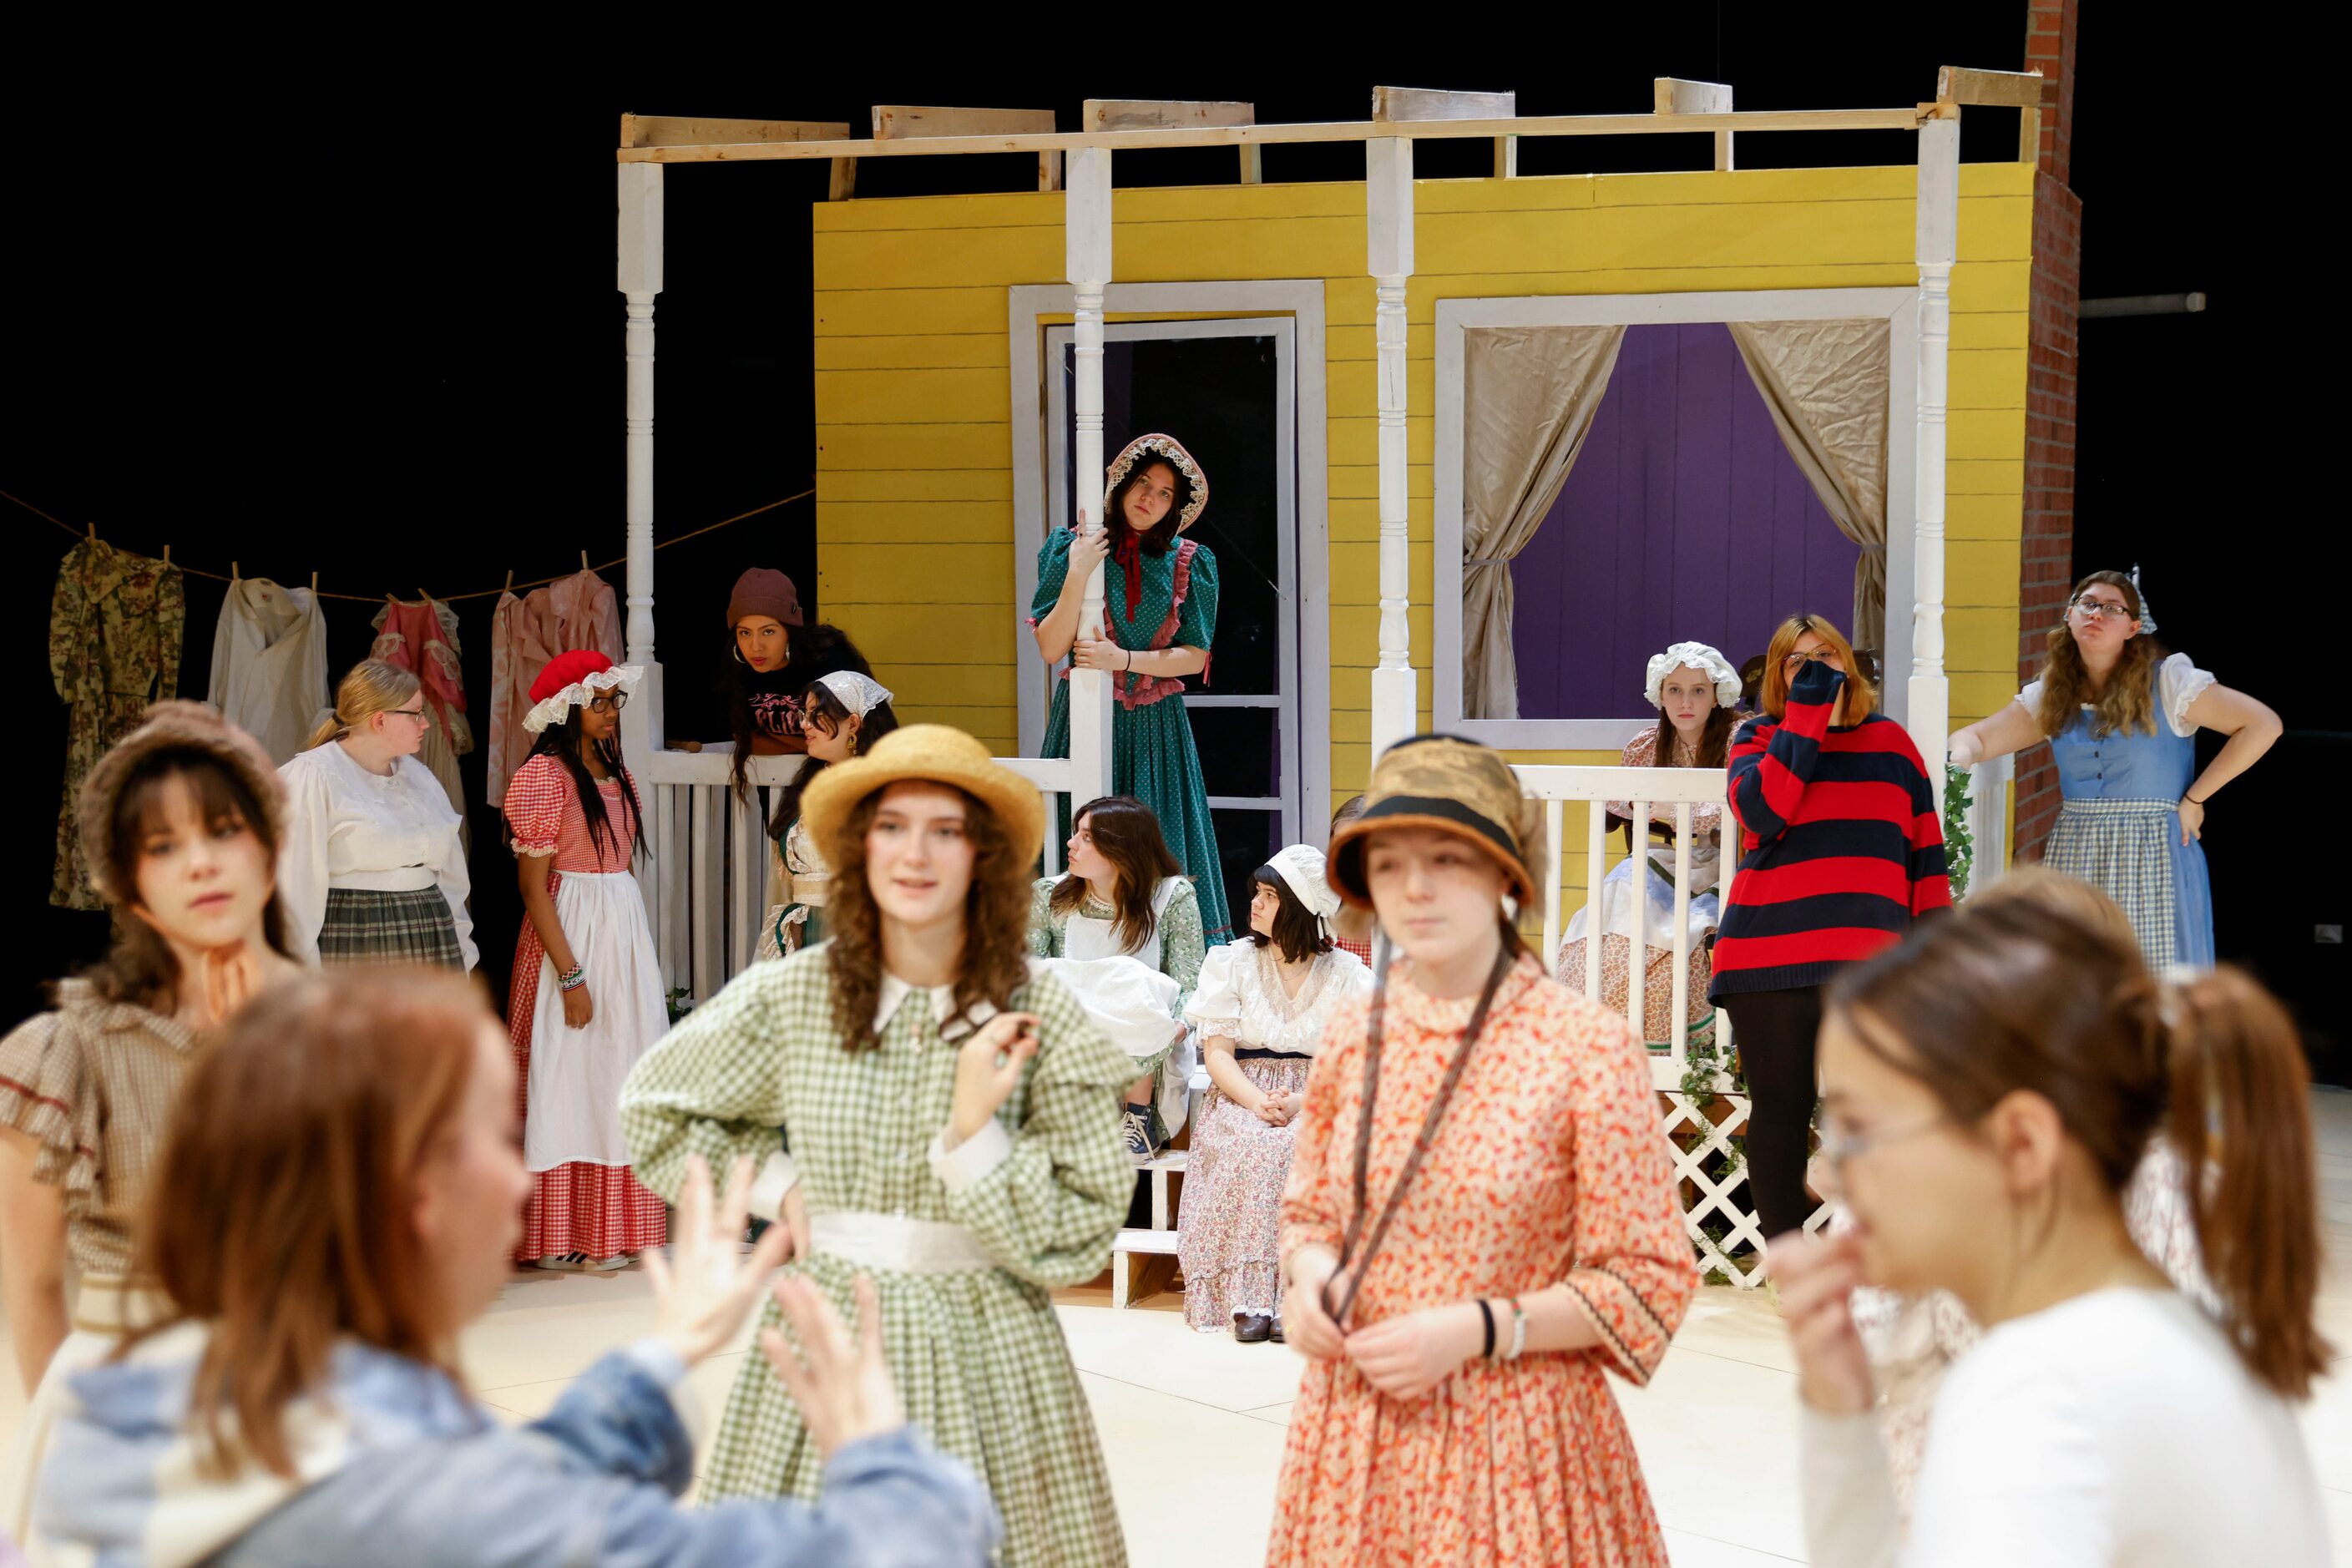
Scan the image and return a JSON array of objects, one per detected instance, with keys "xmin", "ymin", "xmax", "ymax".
[{"xmin": 873, "ymin": 957, "xmax": 1047, "ymax": 1041}]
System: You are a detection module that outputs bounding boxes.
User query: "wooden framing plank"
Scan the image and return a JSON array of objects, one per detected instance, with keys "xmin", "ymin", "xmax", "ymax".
[
  {"xmin": 618, "ymin": 106, "xmax": 1933, "ymax": 163},
  {"xmin": 1082, "ymin": 99, "xmax": 1253, "ymax": 130},
  {"xmin": 1372, "ymin": 86, "xmax": 1516, "ymax": 123},
  {"xmin": 875, "ymin": 104, "xmax": 1060, "ymax": 190},
  {"xmin": 1085, "ymin": 99, "xmax": 1257, "ymax": 183},
  {"xmin": 1653, "ymin": 77, "xmax": 1735, "ymax": 170},
  {"xmin": 620, "ymin": 114, "xmax": 851, "ymax": 148},
  {"xmin": 1935, "ymin": 66, "xmax": 2046, "ymax": 109}
]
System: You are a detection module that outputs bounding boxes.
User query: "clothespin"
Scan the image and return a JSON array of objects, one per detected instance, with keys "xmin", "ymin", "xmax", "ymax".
[
  {"xmin": 161, "ymin": 544, "xmax": 171, "ymax": 564},
  {"xmin": 579, "ymin": 550, "xmax": 589, "ymax": 572},
  {"xmin": 311, "ymin": 570, "xmax": 319, "ymax": 594},
  {"xmin": 503, "ymin": 568, "xmax": 515, "ymax": 593},
  {"xmin": 419, "ymin": 587, "xmax": 433, "ymax": 603},
  {"xmin": 231, "ymin": 561, "xmax": 240, "ymax": 581},
  {"xmin": 86, "ymin": 523, "xmax": 96, "ymax": 539}
]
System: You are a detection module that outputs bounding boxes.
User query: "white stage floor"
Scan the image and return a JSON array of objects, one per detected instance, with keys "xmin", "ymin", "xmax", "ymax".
[{"xmin": 12, "ymin": 1087, "xmax": 2352, "ymax": 1563}]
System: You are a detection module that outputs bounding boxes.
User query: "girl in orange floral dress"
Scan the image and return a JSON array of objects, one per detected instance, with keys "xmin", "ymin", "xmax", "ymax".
[{"xmin": 1272, "ymin": 735, "xmax": 1697, "ymax": 1566}]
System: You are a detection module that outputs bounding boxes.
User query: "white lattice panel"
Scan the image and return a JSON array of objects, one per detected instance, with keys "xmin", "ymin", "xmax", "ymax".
[{"xmin": 1659, "ymin": 1091, "xmax": 1834, "ymax": 1290}]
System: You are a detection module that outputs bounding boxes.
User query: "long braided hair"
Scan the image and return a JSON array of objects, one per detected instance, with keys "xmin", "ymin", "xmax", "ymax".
[{"xmin": 514, "ymin": 709, "xmax": 644, "ymax": 862}]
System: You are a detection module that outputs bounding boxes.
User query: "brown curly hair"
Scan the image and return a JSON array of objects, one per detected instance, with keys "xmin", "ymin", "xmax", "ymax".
[
  {"xmin": 823, "ymin": 784, "xmax": 1035, "ymax": 1051},
  {"xmin": 2032, "ymin": 569, "xmax": 2162, "ymax": 740}
]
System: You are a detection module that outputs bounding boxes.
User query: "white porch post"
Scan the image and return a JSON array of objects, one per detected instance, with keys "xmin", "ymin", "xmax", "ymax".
[
  {"xmin": 1065, "ymin": 146, "xmax": 1115, "ymax": 803},
  {"xmin": 1367, "ymin": 137, "xmax": 1417, "ymax": 761},
  {"xmin": 1907, "ymin": 115, "xmax": 1958, "ymax": 759},
  {"xmin": 617, "ymin": 163, "xmax": 665, "ymax": 751}
]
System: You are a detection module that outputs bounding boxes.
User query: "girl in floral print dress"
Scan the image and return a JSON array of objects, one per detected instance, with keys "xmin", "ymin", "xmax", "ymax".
[{"xmin": 1273, "ymin": 735, "xmax": 1697, "ymax": 1567}]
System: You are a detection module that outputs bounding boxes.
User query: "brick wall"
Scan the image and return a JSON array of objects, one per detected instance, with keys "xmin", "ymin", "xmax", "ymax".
[{"xmin": 2014, "ymin": 0, "xmax": 2080, "ymax": 861}]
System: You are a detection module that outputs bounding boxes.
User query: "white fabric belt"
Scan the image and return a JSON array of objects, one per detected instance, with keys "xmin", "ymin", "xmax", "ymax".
[
  {"xmin": 73, "ymin": 1273, "xmax": 169, "ymax": 1337},
  {"xmin": 553, "ymin": 868, "xmax": 635, "ymax": 882},
  {"xmin": 810, "ymin": 1211, "xmax": 994, "ymax": 1274},
  {"xmin": 328, "ymin": 867, "xmax": 438, "ymax": 893}
]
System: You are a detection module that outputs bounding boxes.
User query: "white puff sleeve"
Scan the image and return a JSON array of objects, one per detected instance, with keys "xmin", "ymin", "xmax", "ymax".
[
  {"xmin": 273, "ymin": 751, "xmax": 335, "ymax": 967},
  {"xmin": 1182, "ymin": 942, "xmax": 1247, "ymax": 1038},
  {"xmin": 2157, "ymin": 651, "xmax": 2217, "ymax": 739}
]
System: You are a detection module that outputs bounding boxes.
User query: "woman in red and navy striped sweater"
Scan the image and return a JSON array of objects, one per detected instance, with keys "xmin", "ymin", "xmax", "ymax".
[{"xmin": 1710, "ymin": 615, "xmax": 1950, "ymax": 1242}]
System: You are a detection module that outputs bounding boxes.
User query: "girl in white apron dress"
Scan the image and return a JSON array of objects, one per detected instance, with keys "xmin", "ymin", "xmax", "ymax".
[{"xmin": 1026, "ymin": 795, "xmax": 1210, "ymax": 1158}]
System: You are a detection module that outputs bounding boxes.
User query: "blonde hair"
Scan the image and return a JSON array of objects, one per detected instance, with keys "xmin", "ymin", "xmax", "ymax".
[
  {"xmin": 1759, "ymin": 615, "xmax": 1875, "ymax": 721},
  {"xmin": 306, "ymin": 660, "xmax": 422, "ymax": 750},
  {"xmin": 2031, "ymin": 569, "xmax": 2161, "ymax": 741}
]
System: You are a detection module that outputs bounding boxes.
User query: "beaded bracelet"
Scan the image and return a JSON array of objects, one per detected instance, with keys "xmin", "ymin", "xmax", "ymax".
[{"xmin": 557, "ymin": 964, "xmax": 586, "ymax": 992}]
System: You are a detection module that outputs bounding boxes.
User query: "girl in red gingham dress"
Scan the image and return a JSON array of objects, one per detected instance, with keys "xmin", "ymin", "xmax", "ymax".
[{"xmin": 505, "ymin": 651, "xmax": 667, "ymax": 1267}]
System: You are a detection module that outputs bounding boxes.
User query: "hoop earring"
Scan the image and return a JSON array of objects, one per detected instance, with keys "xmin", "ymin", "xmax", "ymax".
[{"xmin": 731, "ymin": 644, "xmax": 748, "ymax": 664}]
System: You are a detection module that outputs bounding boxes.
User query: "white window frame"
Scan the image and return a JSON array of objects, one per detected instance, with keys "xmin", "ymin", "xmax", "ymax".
[
  {"xmin": 1009, "ymin": 280, "xmax": 1332, "ymax": 836},
  {"xmin": 1432, "ymin": 287, "xmax": 1919, "ymax": 750}
]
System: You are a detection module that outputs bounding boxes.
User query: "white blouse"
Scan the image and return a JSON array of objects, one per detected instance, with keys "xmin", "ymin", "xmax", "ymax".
[
  {"xmin": 276, "ymin": 742, "xmax": 476, "ymax": 969},
  {"xmin": 1803, "ymin": 1287, "xmax": 2327, "ymax": 1566},
  {"xmin": 2016, "ymin": 651, "xmax": 2216, "ymax": 739},
  {"xmin": 1183, "ymin": 942, "xmax": 1372, "ymax": 1058}
]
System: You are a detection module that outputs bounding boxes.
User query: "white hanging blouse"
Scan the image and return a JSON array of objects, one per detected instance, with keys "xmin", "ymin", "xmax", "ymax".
[
  {"xmin": 1182, "ymin": 942, "xmax": 1372, "ymax": 1058},
  {"xmin": 276, "ymin": 741, "xmax": 477, "ymax": 969}
]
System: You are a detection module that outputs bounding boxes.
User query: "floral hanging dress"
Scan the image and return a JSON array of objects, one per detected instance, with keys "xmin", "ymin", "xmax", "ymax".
[{"xmin": 1030, "ymin": 529, "xmax": 1231, "ymax": 942}]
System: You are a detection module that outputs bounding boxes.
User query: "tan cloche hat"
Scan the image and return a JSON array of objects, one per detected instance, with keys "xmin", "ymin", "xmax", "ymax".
[
  {"xmin": 799, "ymin": 724, "xmax": 1045, "ymax": 871},
  {"xmin": 78, "ymin": 701, "xmax": 286, "ymax": 904},
  {"xmin": 1326, "ymin": 734, "xmax": 1544, "ymax": 910}
]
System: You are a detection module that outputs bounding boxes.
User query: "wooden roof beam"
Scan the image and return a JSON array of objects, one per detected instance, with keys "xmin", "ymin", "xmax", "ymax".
[
  {"xmin": 1653, "ymin": 78, "xmax": 1735, "ymax": 171},
  {"xmin": 875, "ymin": 104, "xmax": 1062, "ymax": 190},
  {"xmin": 615, "ymin": 106, "xmax": 1938, "ymax": 164},
  {"xmin": 1083, "ymin": 99, "xmax": 1261, "ymax": 182},
  {"xmin": 1935, "ymin": 66, "xmax": 2049, "ymax": 162},
  {"xmin": 1373, "ymin": 86, "xmax": 1520, "ymax": 178},
  {"xmin": 619, "ymin": 114, "xmax": 850, "ymax": 148}
]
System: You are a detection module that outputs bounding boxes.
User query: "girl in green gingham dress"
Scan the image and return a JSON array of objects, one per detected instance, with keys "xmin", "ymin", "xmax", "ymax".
[
  {"xmin": 1030, "ymin": 432, "xmax": 1231, "ymax": 943},
  {"xmin": 624, "ymin": 726, "xmax": 1135, "ymax": 1567}
]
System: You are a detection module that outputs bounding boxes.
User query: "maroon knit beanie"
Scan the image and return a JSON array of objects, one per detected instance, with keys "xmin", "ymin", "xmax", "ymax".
[{"xmin": 726, "ymin": 569, "xmax": 804, "ymax": 630}]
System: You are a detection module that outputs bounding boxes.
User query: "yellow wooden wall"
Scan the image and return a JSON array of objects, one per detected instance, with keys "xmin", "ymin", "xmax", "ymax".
[{"xmin": 812, "ymin": 162, "xmax": 2032, "ymax": 900}]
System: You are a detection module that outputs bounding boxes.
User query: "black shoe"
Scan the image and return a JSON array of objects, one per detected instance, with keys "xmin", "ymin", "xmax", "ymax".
[
  {"xmin": 1233, "ymin": 1313, "xmax": 1274, "ymax": 1343},
  {"xmin": 1270, "ymin": 1318, "xmax": 1286, "ymax": 1344},
  {"xmin": 1120, "ymin": 1105, "xmax": 1155, "ymax": 1161}
]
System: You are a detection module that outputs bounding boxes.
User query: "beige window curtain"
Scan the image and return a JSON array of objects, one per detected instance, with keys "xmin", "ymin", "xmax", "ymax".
[
  {"xmin": 1727, "ymin": 319, "xmax": 1892, "ymax": 650},
  {"xmin": 1462, "ymin": 324, "xmax": 1626, "ymax": 720}
]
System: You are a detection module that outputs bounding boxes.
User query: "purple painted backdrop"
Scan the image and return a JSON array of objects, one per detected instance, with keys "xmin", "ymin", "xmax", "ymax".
[{"xmin": 1506, "ymin": 322, "xmax": 1863, "ymax": 721}]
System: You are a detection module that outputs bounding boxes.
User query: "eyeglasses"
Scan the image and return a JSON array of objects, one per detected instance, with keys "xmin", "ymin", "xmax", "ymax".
[
  {"xmin": 2069, "ymin": 598, "xmax": 2136, "ymax": 624},
  {"xmin": 1781, "ymin": 650, "xmax": 1845, "ymax": 671},
  {"xmin": 1816, "ymin": 1111, "xmax": 1951, "ymax": 1170},
  {"xmin": 387, "ymin": 707, "xmax": 429, "ymax": 724},
  {"xmin": 589, "ymin": 692, "xmax": 630, "ymax": 715}
]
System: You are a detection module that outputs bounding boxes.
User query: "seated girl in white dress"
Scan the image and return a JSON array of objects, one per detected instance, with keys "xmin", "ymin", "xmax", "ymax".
[{"xmin": 1177, "ymin": 846, "xmax": 1372, "ymax": 1342}]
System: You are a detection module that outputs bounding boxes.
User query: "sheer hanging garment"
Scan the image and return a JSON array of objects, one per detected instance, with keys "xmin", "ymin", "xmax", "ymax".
[
  {"xmin": 487, "ymin": 569, "xmax": 624, "ymax": 807},
  {"xmin": 371, "ymin": 595, "xmax": 475, "ymax": 844},
  {"xmin": 207, "ymin": 576, "xmax": 331, "ymax": 766}
]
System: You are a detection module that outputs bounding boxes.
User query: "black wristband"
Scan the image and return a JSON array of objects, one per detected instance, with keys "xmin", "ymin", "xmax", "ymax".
[{"xmin": 1475, "ymin": 1297, "xmax": 1496, "ymax": 1360}]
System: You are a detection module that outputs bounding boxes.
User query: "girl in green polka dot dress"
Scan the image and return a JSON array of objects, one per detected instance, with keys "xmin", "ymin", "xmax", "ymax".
[{"xmin": 1029, "ymin": 432, "xmax": 1231, "ymax": 943}]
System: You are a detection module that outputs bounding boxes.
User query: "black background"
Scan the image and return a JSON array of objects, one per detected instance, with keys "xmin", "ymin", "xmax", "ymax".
[{"xmin": 4, "ymin": 13, "xmax": 2326, "ymax": 1054}]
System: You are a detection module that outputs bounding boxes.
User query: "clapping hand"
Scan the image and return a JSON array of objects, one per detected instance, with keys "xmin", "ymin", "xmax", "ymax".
[{"xmin": 647, "ymin": 1155, "xmax": 797, "ymax": 1364}]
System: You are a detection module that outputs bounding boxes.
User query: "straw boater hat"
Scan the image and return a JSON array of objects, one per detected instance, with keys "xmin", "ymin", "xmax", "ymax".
[
  {"xmin": 800, "ymin": 725, "xmax": 1045, "ymax": 871},
  {"xmin": 1326, "ymin": 735, "xmax": 1543, "ymax": 911},
  {"xmin": 1105, "ymin": 433, "xmax": 1210, "ymax": 532},
  {"xmin": 79, "ymin": 701, "xmax": 286, "ymax": 903}
]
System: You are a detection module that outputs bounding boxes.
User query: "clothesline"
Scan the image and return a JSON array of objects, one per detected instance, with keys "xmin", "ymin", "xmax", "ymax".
[{"xmin": 2, "ymin": 484, "xmax": 814, "ymax": 604}]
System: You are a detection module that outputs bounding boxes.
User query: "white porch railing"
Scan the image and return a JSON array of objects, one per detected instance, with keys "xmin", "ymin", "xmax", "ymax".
[
  {"xmin": 1962, "ymin": 751, "xmax": 2013, "ymax": 895},
  {"xmin": 1513, "ymin": 763, "xmax": 1783, "ymax": 1286},
  {"xmin": 638, "ymin": 746, "xmax": 1082, "ymax": 1005}
]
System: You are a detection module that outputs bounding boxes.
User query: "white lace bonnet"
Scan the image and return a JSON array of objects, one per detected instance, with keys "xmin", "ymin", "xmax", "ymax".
[
  {"xmin": 1263, "ymin": 842, "xmax": 1342, "ymax": 935},
  {"xmin": 812, "ymin": 670, "xmax": 894, "ymax": 717},
  {"xmin": 1644, "ymin": 641, "xmax": 1742, "ymax": 711},
  {"xmin": 1104, "ymin": 433, "xmax": 1209, "ymax": 532}
]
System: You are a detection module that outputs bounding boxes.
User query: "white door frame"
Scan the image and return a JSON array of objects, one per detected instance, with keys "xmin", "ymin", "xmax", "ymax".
[
  {"xmin": 1009, "ymin": 280, "xmax": 1332, "ymax": 837},
  {"xmin": 1431, "ymin": 286, "xmax": 1920, "ymax": 751}
]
